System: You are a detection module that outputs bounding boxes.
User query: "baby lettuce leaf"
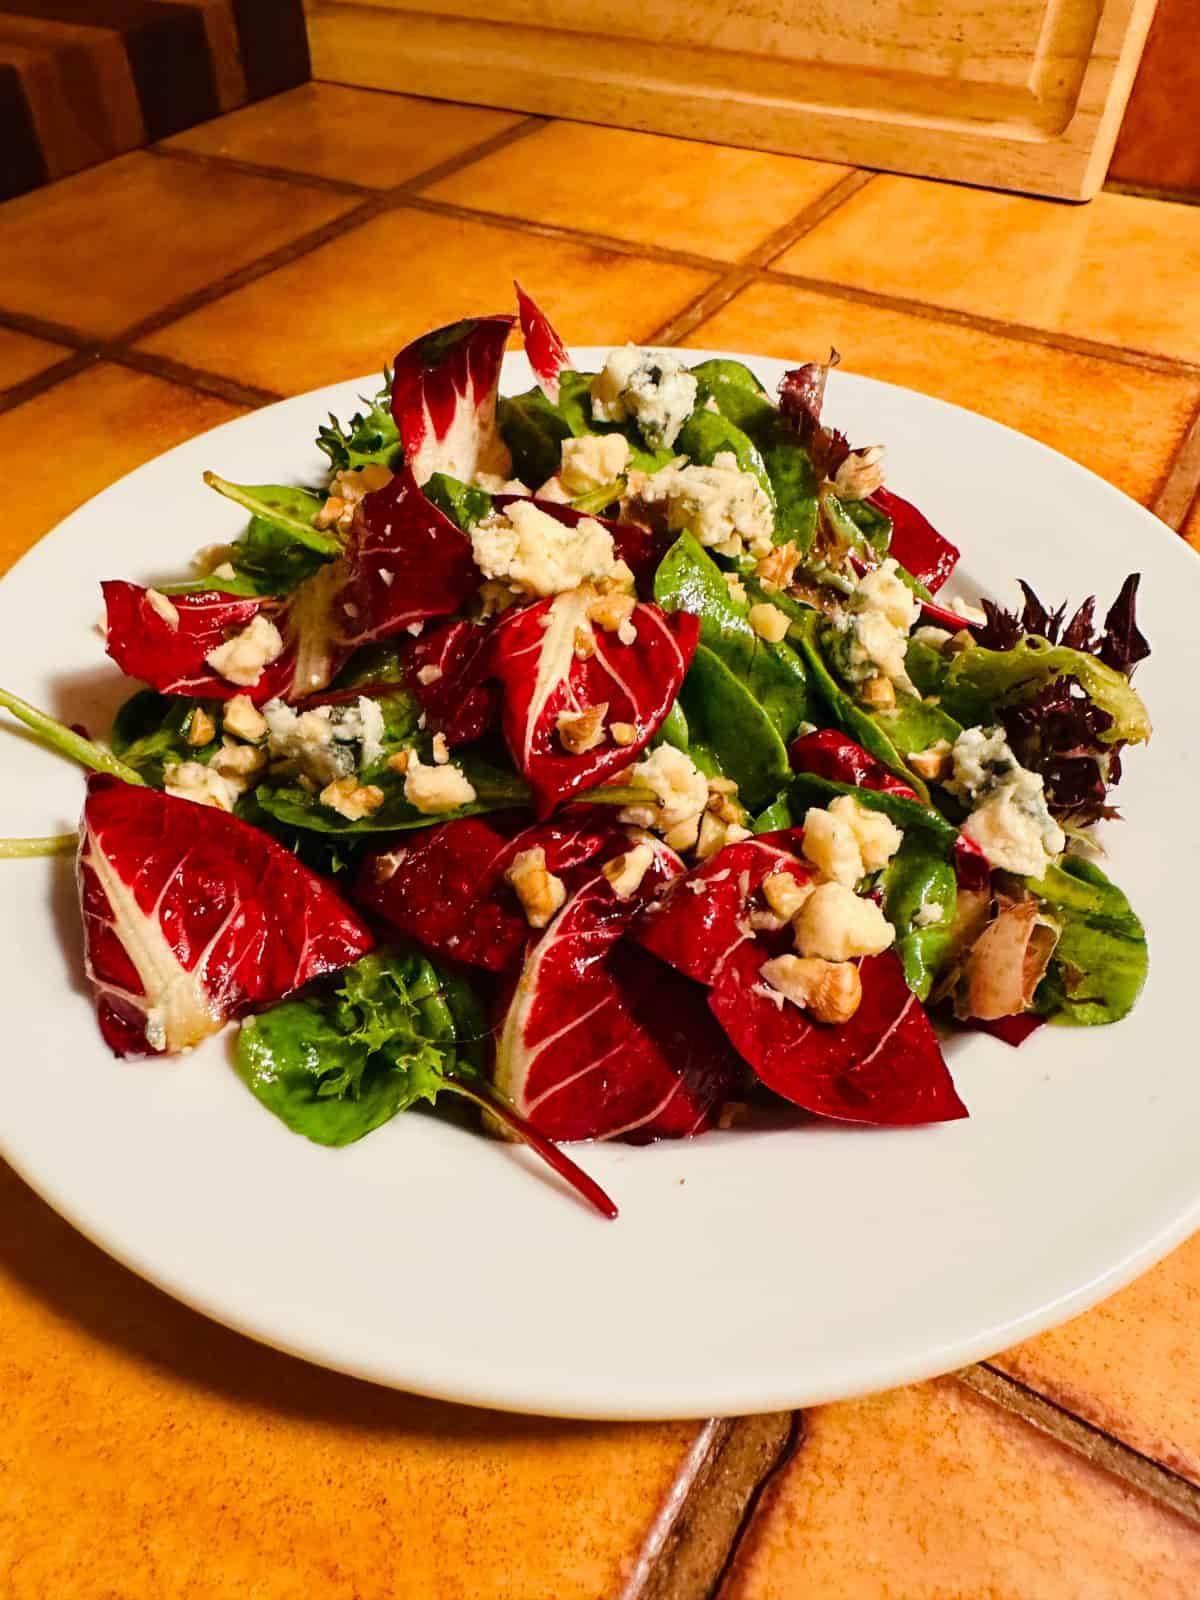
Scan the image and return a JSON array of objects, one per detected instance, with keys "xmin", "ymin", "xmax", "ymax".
[
  {"xmin": 423, "ymin": 472, "xmax": 493, "ymax": 534},
  {"xmin": 316, "ymin": 379, "xmax": 403, "ymax": 474},
  {"xmin": 678, "ymin": 644, "xmax": 790, "ymax": 809},
  {"xmin": 874, "ymin": 692, "xmax": 962, "ymax": 756},
  {"xmin": 201, "ymin": 476, "xmax": 339, "ymax": 596},
  {"xmin": 1028, "ymin": 856, "xmax": 1148, "ymax": 1025},
  {"xmin": 675, "ymin": 410, "xmax": 774, "ymax": 506},
  {"xmin": 235, "ymin": 950, "xmax": 487, "ymax": 1146},
  {"xmin": 688, "ymin": 358, "xmax": 773, "ymax": 431},
  {"xmin": 935, "ymin": 637, "xmax": 1152, "ymax": 747},
  {"xmin": 254, "ymin": 751, "xmax": 531, "ymax": 836},
  {"xmin": 794, "ymin": 614, "xmax": 931, "ymax": 802},
  {"xmin": 110, "ymin": 689, "xmax": 219, "ymax": 785},
  {"xmin": 654, "ymin": 532, "xmax": 809, "ymax": 739},
  {"xmin": 883, "ymin": 835, "xmax": 958, "ymax": 1000}
]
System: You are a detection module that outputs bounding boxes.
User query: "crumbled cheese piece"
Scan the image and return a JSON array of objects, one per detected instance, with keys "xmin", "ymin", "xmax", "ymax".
[
  {"xmin": 559, "ymin": 433, "xmax": 631, "ymax": 494},
  {"xmin": 831, "ymin": 444, "xmax": 886, "ymax": 502},
  {"xmin": 748, "ymin": 602, "xmax": 790, "ymax": 644},
  {"xmin": 531, "ymin": 477, "xmax": 572, "ymax": 504},
  {"xmin": 759, "ymin": 954, "xmax": 864, "ymax": 1023},
  {"xmin": 617, "ymin": 616, "xmax": 638, "ymax": 647},
  {"xmin": 146, "ymin": 588, "xmax": 179, "ymax": 630},
  {"xmin": 319, "ymin": 777, "xmax": 384, "ymax": 821},
  {"xmin": 556, "ymin": 704, "xmax": 608, "ymax": 754},
  {"xmin": 949, "ymin": 725, "xmax": 1065, "ymax": 877},
  {"xmin": 827, "ymin": 795, "xmax": 904, "ymax": 873},
  {"xmin": 801, "ymin": 808, "xmax": 865, "ymax": 887},
  {"xmin": 505, "ymin": 846, "xmax": 566, "ymax": 928},
  {"xmin": 908, "ymin": 738, "xmax": 953, "ymax": 781},
  {"xmin": 470, "ymin": 501, "xmax": 622, "ymax": 597},
  {"xmin": 193, "ymin": 543, "xmax": 236, "ymax": 575},
  {"xmin": 761, "ymin": 870, "xmax": 813, "ymax": 922},
  {"xmin": 403, "ymin": 752, "xmax": 477, "ymax": 814},
  {"xmin": 618, "ymin": 744, "xmax": 709, "ymax": 834},
  {"xmin": 473, "ymin": 472, "xmax": 530, "ymax": 494},
  {"xmin": 793, "ymin": 883, "xmax": 895, "ymax": 961},
  {"xmin": 431, "ymin": 732, "xmax": 450, "ymax": 765},
  {"xmin": 723, "ymin": 572, "xmax": 748, "ymax": 606},
  {"xmin": 205, "ymin": 614, "xmax": 285, "ymax": 688},
  {"xmin": 913, "ymin": 898, "xmax": 945, "ymax": 928},
  {"xmin": 590, "ymin": 346, "xmax": 698, "ymax": 448},
  {"xmin": 610, "ymin": 721, "xmax": 638, "ymax": 747},
  {"xmin": 831, "ymin": 557, "xmax": 920, "ymax": 694},
  {"xmin": 263, "ymin": 697, "xmax": 385, "ymax": 786},
  {"xmin": 639, "ymin": 452, "xmax": 774, "ymax": 560},
  {"xmin": 602, "ymin": 843, "xmax": 656, "ymax": 900},
  {"xmin": 222, "ymin": 694, "xmax": 268, "ymax": 743},
  {"xmin": 417, "ymin": 664, "xmax": 443, "ymax": 686},
  {"xmin": 911, "ymin": 625, "xmax": 953, "ymax": 650},
  {"xmin": 163, "ymin": 760, "xmax": 240, "ymax": 812}
]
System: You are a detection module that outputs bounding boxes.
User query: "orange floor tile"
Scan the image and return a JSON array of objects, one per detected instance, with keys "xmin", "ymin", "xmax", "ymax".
[
  {"xmin": 722, "ymin": 1380, "xmax": 1200, "ymax": 1599},
  {"xmin": 689, "ymin": 281, "xmax": 1200, "ymax": 507},
  {"xmin": 0, "ymin": 363, "xmax": 243, "ymax": 576},
  {"xmin": 0, "ymin": 153, "xmax": 356, "ymax": 340},
  {"xmin": 165, "ymin": 84, "xmax": 526, "ymax": 189},
  {"xmin": 0, "ymin": 1162, "xmax": 696, "ymax": 1600},
  {"xmin": 137, "ymin": 206, "xmax": 715, "ymax": 394},
  {"xmin": 425, "ymin": 122, "xmax": 853, "ymax": 262},
  {"xmin": 774, "ymin": 179, "xmax": 1200, "ymax": 364}
]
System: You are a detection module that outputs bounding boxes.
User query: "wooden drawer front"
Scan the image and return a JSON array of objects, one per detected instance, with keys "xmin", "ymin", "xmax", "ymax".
[{"xmin": 307, "ymin": 0, "xmax": 1158, "ymax": 199}]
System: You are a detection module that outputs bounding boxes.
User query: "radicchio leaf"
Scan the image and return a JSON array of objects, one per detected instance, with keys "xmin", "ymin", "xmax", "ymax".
[
  {"xmin": 778, "ymin": 353, "xmax": 850, "ymax": 483},
  {"xmin": 404, "ymin": 618, "xmax": 498, "ymax": 745},
  {"xmin": 788, "ymin": 729, "xmax": 918, "ymax": 799},
  {"xmin": 710, "ymin": 945, "xmax": 966, "ymax": 1125},
  {"xmin": 356, "ymin": 811, "xmax": 618, "ymax": 972},
  {"xmin": 79, "ymin": 774, "xmax": 374, "ymax": 1058},
  {"xmin": 494, "ymin": 841, "xmax": 740, "ymax": 1141},
  {"xmin": 104, "ymin": 467, "xmax": 479, "ymax": 705},
  {"xmin": 870, "ymin": 488, "xmax": 960, "ymax": 594},
  {"xmin": 1098, "ymin": 573, "xmax": 1150, "ymax": 676},
  {"xmin": 390, "ymin": 315, "xmax": 514, "ymax": 486},
  {"xmin": 634, "ymin": 833, "xmax": 811, "ymax": 985},
  {"xmin": 489, "ymin": 591, "xmax": 699, "ymax": 815},
  {"xmin": 515, "ymin": 283, "xmax": 571, "ymax": 406}
]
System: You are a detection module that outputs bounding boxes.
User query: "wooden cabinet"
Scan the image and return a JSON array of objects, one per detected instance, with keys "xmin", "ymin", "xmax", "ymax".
[{"xmin": 306, "ymin": 0, "xmax": 1159, "ymax": 199}]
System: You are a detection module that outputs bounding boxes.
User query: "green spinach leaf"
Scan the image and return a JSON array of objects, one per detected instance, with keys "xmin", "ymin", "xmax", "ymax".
[
  {"xmin": 678, "ymin": 645, "xmax": 791, "ymax": 809},
  {"xmin": 654, "ymin": 533, "xmax": 809, "ymax": 739},
  {"xmin": 424, "ymin": 472, "xmax": 493, "ymax": 533},
  {"xmin": 884, "ymin": 835, "xmax": 957, "ymax": 999},
  {"xmin": 675, "ymin": 411, "xmax": 774, "ymax": 506},
  {"xmin": 110, "ymin": 690, "xmax": 220, "ymax": 786}
]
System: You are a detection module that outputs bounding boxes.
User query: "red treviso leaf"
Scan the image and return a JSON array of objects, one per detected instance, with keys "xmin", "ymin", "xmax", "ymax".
[
  {"xmin": 79, "ymin": 774, "xmax": 374, "ymax": 1058},
  {"xmin": 390, "ymin": 315, "xmax": 514, "ymax": 486},
  {"xmin": 515, "ymin": 283, "xmax": 571, "ymax": 405},
  {"xmin": 788, "ymin": 729, "xmax": 918, "ymax": 798},
  {"xmin": 871, "ymin": 487, "xmax": 960, "ymax": 594}
]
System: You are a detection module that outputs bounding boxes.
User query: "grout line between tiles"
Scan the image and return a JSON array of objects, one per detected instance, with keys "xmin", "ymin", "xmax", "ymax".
[
  {"xmin": 0, "ymin": 309, "xmax": 93, "ymax": 350},
  {"xmin": 1150, "ymin": 395, "xmax": 1200, "ymax": 529},
  {"xmin": 959, "ymin": 1365, "xmax": 1200, "ymax": 1527},
  {"xmin": 104, "ymin": 348, "xmax": 284, "ymax": 409},
  {"xmin": 0, "ymin": 351, "xmax": 97, "ymax": 414},
  {"xmin": 618, "ymin": 1412, "xmax": 799, "ymax": 1600},
  {"xmin": 148, "ymin": 143, "xmax": 375, "ymax": 197},
  {"xmin": 756, "ymin": 268, "xmax": 1200, "ymax": 379},
  {"xmin": 398, "ymin": 114, "xmax": 547, "ymax": 193},
  {"xmin": 741, "ymin": 170, "xmax": 878, "ymax": 271},
  {"xmin": 647, "ymin": 171, "xmax": 878, "ymax": 347}
]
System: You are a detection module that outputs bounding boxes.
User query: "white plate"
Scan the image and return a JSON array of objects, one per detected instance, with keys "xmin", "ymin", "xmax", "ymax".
[{"xmin": 2, "ymin": 350, "xmax": 1198, "ymax": 1421}]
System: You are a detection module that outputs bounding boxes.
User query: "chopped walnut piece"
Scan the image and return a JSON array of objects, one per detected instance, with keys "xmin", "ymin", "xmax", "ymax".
[
  {"xmin": 602, "ymin": 842, "xmax": 656, "ymax": 900},
  {"xmin": 664, "ymin": 812, "xmax": 702, "ymax": 853},
  {"xmin": 416, "ymin": 664, "xmax": 443, "ymax": 686},
  {"xmin": 831, "ymin": 444, "xmax": 885, "ymax": 502},
  {"xmin": 723, "ymin": 572, "xmax": 748, "ymax": 606},
  {"xmin": 694, "ymin": 812, "xmax": 728, "ymax": 861},
  {"xmin": 505, "ymin": 846, "xmax": 567, "ymax": 928},
  {"xmin": 588, "ymin": 587, "xmax": 637, "ymax": 634},
  {"xmin": 909, "ymin": 739, "xmax": 953, "ymax": 781},
  {"xmin": 314, "ymin": 463, "xmax": 394, "ymax": 532},
  {"xmin": 573, "ymin": 627, "xmax": 596, "ymax": 660},
  {"xmin": 556, "ymin": 703, "xmax": 608, "ymax": 754},
  {"xmin": 754, "ymin": 541, "xmax": 801, "ymax": 592},
  {"xmin": 186, "ymin": 708, "xmax": 216, "ymax": 747},
  {"xmin": 860, "ymin": 674, "xmax": 896, "ymax": 709},
  {"xmin": 319, "ymin": 776, "xmax": 385, "ymax": 821},
  {"xmin": 431, "ymin": 732, "xmax": 450, "ymax": 765},
  {"xmin": 222, "ymin": 694, "xmax": 268, "ymax": 743},
  {"xmin": 759, "ymin": 954, "xmax": 863, "ymax": 1024},
  {"xmin": 748, "ymin": 602, "xmax": 790, "ymax": 644},
  {"xmin": 387, "ymin": 749, "xmax": 412, "ymax": 774},
  {"xmin": 610, "ymin": 721, "xmax": 638, "ymax": 747},
  {"xmin": 761, "ymin": 871, "xmax": 813, "ymax": 922},
  {"xmin": 146, "ymin": 588, "xmax": 180, "ymax": 630}
]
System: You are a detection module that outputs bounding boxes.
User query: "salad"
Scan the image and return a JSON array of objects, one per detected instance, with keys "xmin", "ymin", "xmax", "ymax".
[{"xmin": 0, "ymin": 287, "xmax": 1152, "ymax": 1220}]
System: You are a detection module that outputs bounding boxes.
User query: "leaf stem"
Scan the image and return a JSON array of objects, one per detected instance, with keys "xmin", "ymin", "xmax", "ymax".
[
  {"xmin": 0, "ymin": 833, "xmax": 77, "ymax": 859},
  {"xmin": 0, "ymin": 688, "xmax": 144, "ymax": 785},
  {"xmin": 445, "ymin": 1075, "xmax": 619, "ymax": 1220},
  {"xmin": 203, "ymin": 472, "xmax": 342, "ymax": 557}
]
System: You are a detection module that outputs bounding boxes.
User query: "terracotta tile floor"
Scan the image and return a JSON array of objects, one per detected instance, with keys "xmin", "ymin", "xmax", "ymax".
[{"xmin": 1, "ymin": 80, "xmax": 1199, "ymax": 1600}]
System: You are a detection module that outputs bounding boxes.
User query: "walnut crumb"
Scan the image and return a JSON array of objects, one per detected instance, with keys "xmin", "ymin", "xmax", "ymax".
[
  {"xmin": 319, "ymin": 777, "xmax": 385, "ymax": 821},
  {"xmin": 556, "ymin": 703, "xmax": 608, "ymax": 755},
  {"xmin": 610, "ymin": 721, "xmax": 638, "ymax": 747},
  {"xmin": 504, "ymin": 846, "xmax": 567, "ymax": 929}
]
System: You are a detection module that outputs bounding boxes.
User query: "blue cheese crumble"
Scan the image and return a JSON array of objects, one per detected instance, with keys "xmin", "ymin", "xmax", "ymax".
[
  {"xmin": 590, "ymin": 347, "xmax": 698, "ymax": 450},
  {"xmin": 948, "ymin": 725, "xmax": 1065, "ymax": 878}
]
